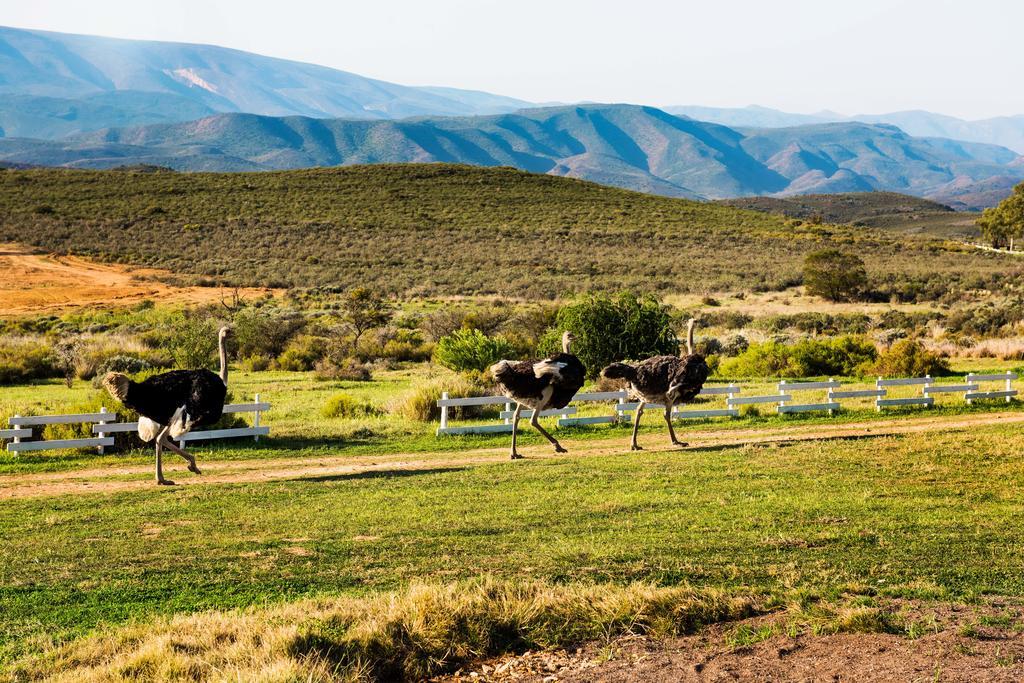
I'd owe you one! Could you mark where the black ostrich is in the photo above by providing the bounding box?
[103,326,233,485]
[490,331,586,459]
[600,319,710,451]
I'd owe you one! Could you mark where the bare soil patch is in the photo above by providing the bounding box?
[0,243,276,314]
[436,600,1024,682]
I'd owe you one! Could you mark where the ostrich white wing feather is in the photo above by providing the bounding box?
[168,406,196,439]
[533,361,567,379]
[137,416,161,442]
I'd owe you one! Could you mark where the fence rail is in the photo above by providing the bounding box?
[3,397,270,454]
[435,372,1019,435]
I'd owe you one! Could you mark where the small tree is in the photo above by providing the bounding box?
[170,316,220,370]
[978,182,1024,251]
[341,288,393,350]
[803,249,868,302]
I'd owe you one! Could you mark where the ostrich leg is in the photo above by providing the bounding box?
[630,401,646,451]
[154,425,174,485]
[664,403,687,447]
[509,403,524,460]
[530,411,566,454]
[161,438,202,475]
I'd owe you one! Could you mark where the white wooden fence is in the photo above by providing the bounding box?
[2,396,270,454]
[436,372,1019,435]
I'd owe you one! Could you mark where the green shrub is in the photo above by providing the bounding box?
[274,335,328,372]
[722,334,749,357]
[313,357,372,381]
[539,292,678,377]
[390,375,489,422]
[233,308,305,359]
[868,340,950,378]
[0,338,59,385]
[720,336,878,378]
[321,393,380,419]
[698,310,753,330]
[434,329,515,373]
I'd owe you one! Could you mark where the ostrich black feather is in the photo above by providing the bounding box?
[601,354,710,405]
[105,369,227,434]
[491,352,585,410]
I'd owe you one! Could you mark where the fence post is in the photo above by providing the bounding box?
[967,373,975,405]
[616,392,626,423]
[728,385,736,416]
[827,378,835,416]
[97,406,110,454]
[504,401,512,425]
[12,415,22,454]
[876,377,883,412]
[1008,371,1014,403]
[924,375,932,407]
[440,392,449,432]
[778,380,786,414]
[253,394,261,443]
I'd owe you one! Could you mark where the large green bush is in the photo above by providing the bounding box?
[433,329,515,373]
[539,292,678,377]
[720,336,878,378]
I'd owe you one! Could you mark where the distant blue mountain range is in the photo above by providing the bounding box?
[0,25,1021,208]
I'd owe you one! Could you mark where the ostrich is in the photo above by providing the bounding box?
[103,326,233,485]
[600,319,710,451]
[490,331,585,460]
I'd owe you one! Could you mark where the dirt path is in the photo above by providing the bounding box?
[0,243,276,314]
[3,411,1022,501]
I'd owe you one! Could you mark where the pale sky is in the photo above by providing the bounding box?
[2,0,1021,120]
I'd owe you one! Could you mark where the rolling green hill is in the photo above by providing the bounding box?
[717,192,983,239]
[0,164,1017,299]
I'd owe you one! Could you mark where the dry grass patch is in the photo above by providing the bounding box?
[11,579,758,682]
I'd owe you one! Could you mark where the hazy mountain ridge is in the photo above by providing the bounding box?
[2,104,1021,206]
[0,25,531,138]
[668,105,1024,155]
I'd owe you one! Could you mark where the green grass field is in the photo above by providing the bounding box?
[3,418,1024,671]
[2,361,1024,678]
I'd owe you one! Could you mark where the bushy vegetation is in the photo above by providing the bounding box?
[1,165,1019,299]
[389,374,490,422]
[541,292,678,377]
[321,393,380,419]
[754,312,872,336]
[433,329,515,373]
[720,336,878,378]
[868,339,951,378]
[803,249,869,302]
[0,338,59,384]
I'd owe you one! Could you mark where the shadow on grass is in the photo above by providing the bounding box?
[295,466,467,483]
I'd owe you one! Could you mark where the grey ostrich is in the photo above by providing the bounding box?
[103,326,233,485]
[600,319,710,451]
[490,331,586,459]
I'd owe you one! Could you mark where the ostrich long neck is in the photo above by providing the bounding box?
[218,334,229,385]
[686,323,695,356]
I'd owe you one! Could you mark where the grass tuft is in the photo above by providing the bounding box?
[11,578,759,682]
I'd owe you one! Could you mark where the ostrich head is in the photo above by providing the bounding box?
[219,326,234,341]
[561,330,575,353]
